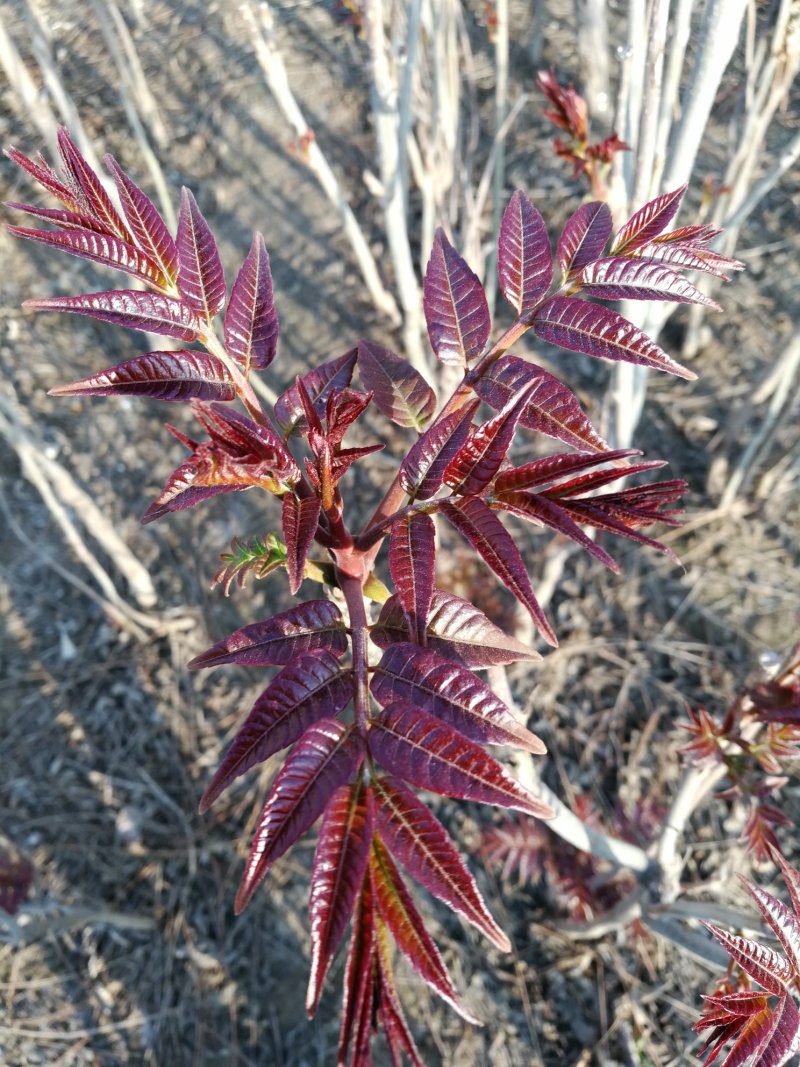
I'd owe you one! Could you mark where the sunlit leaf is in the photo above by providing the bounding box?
[199,649,352,812]
[188,600,348,669]
[49,350,235,402]
[374,775,511,950]
[282,494,321,594]
[498,189,553,316]
[441,497,557,646]
[578,257,721,308]
[235,720,363,912]
[371,590,540,668]
[389,513,435,644]
[473,354,610,453]
[399,399,480,500]
[423,229,490,367]
[532,296,696,380]
[369,702,553,818]
[370,835,480,1024]
[357,340,435,430]
[307,780,374,1016]
[105,154,179,284]
[24,290,201,340]
[176,187,226,322]
[611,185,687,254]
[275,349,358,436]
[371,643,546,754]
[225,232,279,372]
[557,200,612,277]
[8,225,167,288]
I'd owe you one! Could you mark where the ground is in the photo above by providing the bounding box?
[0,2,798,1065]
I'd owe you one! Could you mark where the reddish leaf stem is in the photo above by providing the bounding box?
[338,570,372,735]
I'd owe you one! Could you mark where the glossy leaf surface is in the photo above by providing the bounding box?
[176,187,226,321]
[188,600,348,669]
[49,350,235,402]
[492,491,618,571]
[612,185,686,254]
[557,200,612,276]
[423,228,490,367]
[8,225,166,287]
[579,257,721,308]
[370,835,479,1024]
[388,513,435,644]
[274,348,358,436]
[337,879,376,1067]
[282,494,322,594]
[307,781,374,1016]
[24,290,201,340]
[357,340,435,430]
[225,232,279,371]
[235,720,363,913]
[493,449,640,495]
[374,776,511,950]
[498,189,553,316]
[105,154,179,283]
[445,378,544,494]
[199,649,352,812]
[473,354,610,453]
[369,703,553,818]
[533,296,696,380]
[56,127,130,239]
[441,497,557,646]
[399,399,480,500]
[371,590,540,668]
[371,643,546,754]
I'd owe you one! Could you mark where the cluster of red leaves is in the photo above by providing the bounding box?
[6,128,742,1064]
[536,69,629,197]
[695,850,800,1067]
[682,648,800,861]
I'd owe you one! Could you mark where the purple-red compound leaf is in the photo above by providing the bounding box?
[399,399,480,500]
[759,994,800,1067]
[24,290,201,341]
[632,240,743,280]
[105,154,179,284]
[225,231,278,372]
[703,923,793,996]
[282,494,322,595]
[48,350,235,402]
[473,354,610,453]
[8,225,167,288]
[199,649,353,812]
[275,348,358,436]
[235,719,363,913]
[389,513,435,644]
[56,127,131,240]
[369,702,553,819]
[307,780,374,1017]
[176,187,226,322]
[374,920,426,1067]
[743,878,800,976]
[578,257,721,308]
[498,189,553,316]
[337,879,376,1067]
[374,776,511,951]
[444,378,543,494]
[423,228,490,368]
[140,457,247,523]
[557,200,613,277]
[371,643,546,754]
[533,296,696,380]
[188,599,348,669]
[357,340,435,431]
[5,145,83,212]
[370,835,480,1024]
[491,491,618,571]
[441,497,557,646]
[5,200,107,233]
[371,590,540,668]
[493,449,640,494]
[611,185,687,254]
